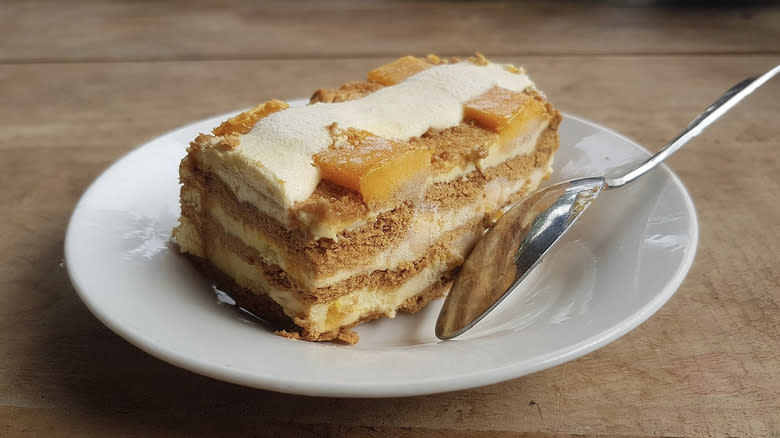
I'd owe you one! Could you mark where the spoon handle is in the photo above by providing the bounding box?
[606,64,780,188]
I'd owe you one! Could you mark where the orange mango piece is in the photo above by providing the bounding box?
[212,99,289,136]
[367,56,433,86]
[314,130,432,205]
[496,97,547,144]
[464,86,547,142]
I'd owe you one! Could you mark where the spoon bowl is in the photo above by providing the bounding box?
[436,177,606,339]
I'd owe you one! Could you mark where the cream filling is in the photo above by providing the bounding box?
[427,117,549,185]
[208,243,304,316]
[172,217,204,258]
[207,229,474,335]
[205,200,474,286]
[307,259,453,334]
[477,118,549,172]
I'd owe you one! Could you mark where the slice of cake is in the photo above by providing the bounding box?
[173,54,561,343]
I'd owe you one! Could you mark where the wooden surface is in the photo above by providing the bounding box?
[2,1,779,436]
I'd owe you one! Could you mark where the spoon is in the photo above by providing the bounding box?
[436,64,780,340]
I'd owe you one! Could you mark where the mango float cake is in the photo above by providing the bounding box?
[173,54,561,343]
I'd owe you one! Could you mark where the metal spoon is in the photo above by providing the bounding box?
[436,64,779,340]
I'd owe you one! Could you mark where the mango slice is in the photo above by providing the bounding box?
[464,87,547,143]
[212,99,289,136]
[367,56,433,86]
[314,129,432,206]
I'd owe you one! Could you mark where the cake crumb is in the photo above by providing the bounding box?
[274,330,303,340]
[274,328,358,344]
[469,52,489,66]
[336,330,359,344]
[310,81,385,104]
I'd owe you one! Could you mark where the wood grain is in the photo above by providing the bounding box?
[2,1,779,63]
[1,1,779,436]
[3,56,778,151]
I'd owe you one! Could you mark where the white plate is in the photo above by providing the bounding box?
[66,103,698,397]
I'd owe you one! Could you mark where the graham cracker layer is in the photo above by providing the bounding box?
[190,251,455,343]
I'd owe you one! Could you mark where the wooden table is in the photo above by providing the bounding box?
[2,1,778,436]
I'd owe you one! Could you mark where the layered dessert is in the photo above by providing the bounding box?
[173,54,561,343]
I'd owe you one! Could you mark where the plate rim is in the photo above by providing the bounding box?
[64,109,699,398]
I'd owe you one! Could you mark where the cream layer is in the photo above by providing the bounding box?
[174,216,204,258]
[206,234,470,335]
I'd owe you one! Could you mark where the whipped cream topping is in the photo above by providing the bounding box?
[237,61,536,206]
